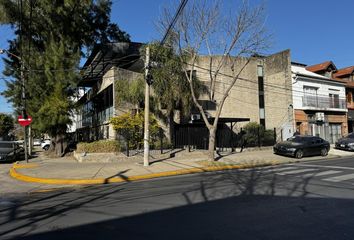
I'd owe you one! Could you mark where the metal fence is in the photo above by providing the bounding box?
[174,123,276,151]
[118,123,277,156]
[303,95,346,109]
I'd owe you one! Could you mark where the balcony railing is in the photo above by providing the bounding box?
[302,95,346,109]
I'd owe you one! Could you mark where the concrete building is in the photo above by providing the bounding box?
[292,63,347,143]
[76,42,143,141]
[192,50,294,141]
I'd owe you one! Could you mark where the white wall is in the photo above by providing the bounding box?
[292,73,346,111]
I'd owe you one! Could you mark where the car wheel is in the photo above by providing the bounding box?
[295,149,303,159]
[43,145,50,151]
[320,148,328,157]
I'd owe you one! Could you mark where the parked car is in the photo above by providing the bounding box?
[41,139,51,151]
[335,133,354,151]
[273,135,330,159]
[0,141,24,162]
[33,139,42,146]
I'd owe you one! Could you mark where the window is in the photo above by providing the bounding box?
[303,86,318,96]
[329,93,339,108]
[198,100,216,110]
[303,86,318,107]
[258,95,264,108]
[258,77,264,93]
[257,65,263,77]
[186,70,197,80]
[347,92,352,103]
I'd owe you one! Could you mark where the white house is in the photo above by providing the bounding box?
[291,63,347,143]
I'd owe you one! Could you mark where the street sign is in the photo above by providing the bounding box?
[18,115,32,126]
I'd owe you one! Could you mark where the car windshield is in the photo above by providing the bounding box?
[287,136,306,143]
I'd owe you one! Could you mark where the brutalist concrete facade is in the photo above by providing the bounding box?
[192,50,293,141]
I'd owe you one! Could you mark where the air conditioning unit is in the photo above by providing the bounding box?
[315,112,325,122]
[191,114,201,121]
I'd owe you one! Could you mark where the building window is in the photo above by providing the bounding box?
[257,65,263,77]
[329,93,340,108]
[258,65,265,127]
[258,95,264,108]
[347,92,352,103]
[303,86,318,107]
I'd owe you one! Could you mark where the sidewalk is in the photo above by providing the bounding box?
[10,146,354,186]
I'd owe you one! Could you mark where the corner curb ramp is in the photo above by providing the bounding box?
[9,161,281,185]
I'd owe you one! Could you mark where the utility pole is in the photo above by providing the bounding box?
[0,49,29,162]
[20,61,29,163]
[143,46,151,166]
[142,0,188,166]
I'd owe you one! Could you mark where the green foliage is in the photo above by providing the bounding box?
[111,112,160,148]
[263,129,275,146]
[242,122,275,147]
[0,0,130,153]
[0,113,14,138]
[148,42,207,117]
[115,77,145,107]
[76,140,120,153]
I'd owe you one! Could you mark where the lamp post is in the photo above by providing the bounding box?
[0,48,29,162]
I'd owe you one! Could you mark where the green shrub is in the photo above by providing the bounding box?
[76,140,120,153]
[242,122,275,147]
[111,112,160,149]
[263,129,275,146]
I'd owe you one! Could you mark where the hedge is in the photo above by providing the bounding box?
[76,140,120,153]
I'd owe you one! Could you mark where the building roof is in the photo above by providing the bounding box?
[292,65,330,80]
[291,65,344,85]
[79,42,143,87]
[305,61,337,73]
[333,66,354,78]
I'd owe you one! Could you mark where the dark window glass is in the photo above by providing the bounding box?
[260,119,265,128]
[259,95,265,108]
[258,77,264,92]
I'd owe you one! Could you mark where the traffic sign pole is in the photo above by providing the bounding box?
[18,115,32,162]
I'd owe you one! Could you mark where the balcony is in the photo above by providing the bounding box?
[302,95,346,110]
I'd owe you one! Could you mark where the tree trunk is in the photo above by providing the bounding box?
[208,127,216,161]
[53,134,68,157]
[168,111,175,146]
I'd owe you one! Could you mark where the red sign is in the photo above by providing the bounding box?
[18,115,32,126]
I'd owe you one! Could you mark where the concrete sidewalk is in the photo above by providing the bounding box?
[9,147,354,186]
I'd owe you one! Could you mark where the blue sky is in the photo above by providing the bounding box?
[1,0,354,113]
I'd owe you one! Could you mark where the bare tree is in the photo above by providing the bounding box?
[159,0,270,160]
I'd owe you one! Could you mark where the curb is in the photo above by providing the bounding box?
[9,161,282,186]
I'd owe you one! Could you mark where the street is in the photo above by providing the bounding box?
[2,156,354,239]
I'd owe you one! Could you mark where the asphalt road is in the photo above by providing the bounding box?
[2,156,354,239]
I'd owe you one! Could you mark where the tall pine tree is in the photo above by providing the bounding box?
[0,0,130,155]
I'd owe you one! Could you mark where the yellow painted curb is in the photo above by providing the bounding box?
[9,161,282,186]
[13,163,38,169]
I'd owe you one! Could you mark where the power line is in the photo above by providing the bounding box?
[161,0,188,45]
[185,61,347,100]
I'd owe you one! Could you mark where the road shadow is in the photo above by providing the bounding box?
[1,166,354,239]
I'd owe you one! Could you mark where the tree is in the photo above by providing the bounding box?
[115,76,145,112]
[148,42,207,141]
[0,113,14,139]
[111,112,159,149]
[0,0,130,156]
[159,0,270,160]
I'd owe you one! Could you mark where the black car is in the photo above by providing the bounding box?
[273,135,330,159]
[0,141,23,162]
[335,133,354,151]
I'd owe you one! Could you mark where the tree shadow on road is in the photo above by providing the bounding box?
[1,166,354,240]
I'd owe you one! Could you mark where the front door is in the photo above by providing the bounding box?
[329,124,341,144]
